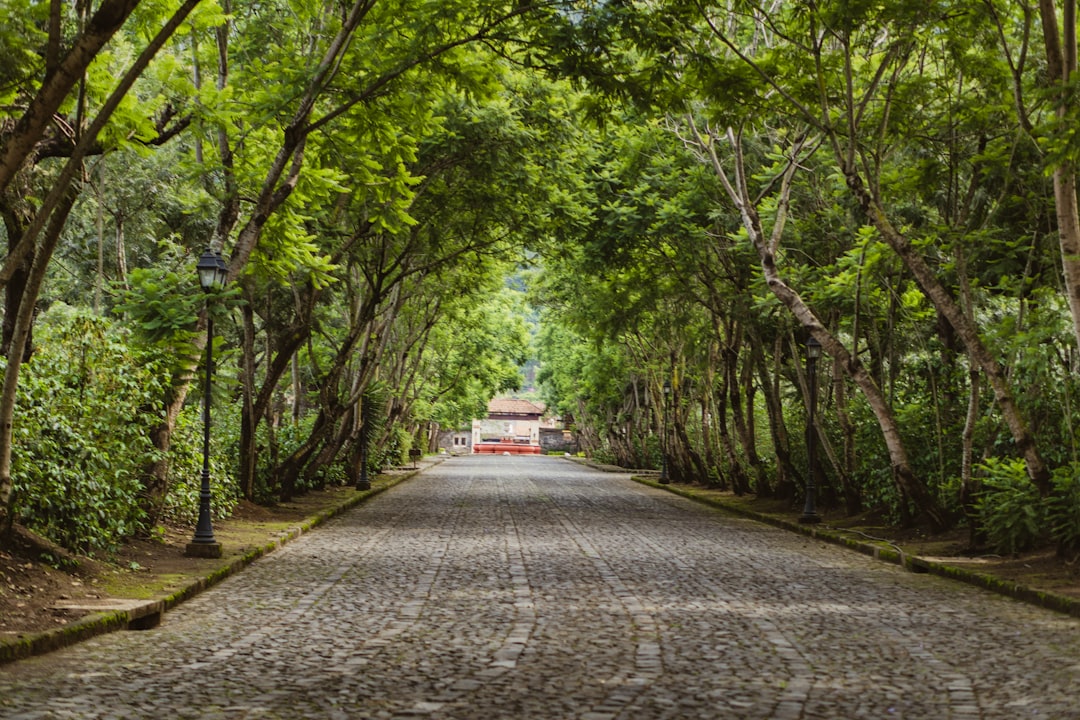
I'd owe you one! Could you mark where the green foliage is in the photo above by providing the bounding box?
[160,404,239,525]
[378,425,414,469]
[112,261,204,385]
[360,385,404,472]
[1047,464,1080,558]
[11,306,167,553]
[0,0,46,106]
[6,0,1080,551]
[973,460,1080,557]
[975,458,1047,555]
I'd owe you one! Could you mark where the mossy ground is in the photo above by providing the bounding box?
[634,477,1080,606]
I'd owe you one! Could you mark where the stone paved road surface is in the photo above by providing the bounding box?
[3,456,1080,719]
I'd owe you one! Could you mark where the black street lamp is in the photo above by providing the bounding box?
[659,380,671,484]
[799,335,822,524]
[186,248,228,558]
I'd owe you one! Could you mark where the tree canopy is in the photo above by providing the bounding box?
[3,0,1080,559]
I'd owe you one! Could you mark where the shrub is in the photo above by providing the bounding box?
[11,306,166,553]
[375,424,413,468]
[975,457,1047,555]
[159,403,239,526]
[1048,463,1080,558]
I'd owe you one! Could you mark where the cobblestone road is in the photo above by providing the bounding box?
[3,456,1080,719]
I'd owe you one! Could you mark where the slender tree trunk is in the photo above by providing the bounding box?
[94,166,105,314]
[1,211,34,362]
[736,351,770,495]
[712,367,731,490]
[115,218,128,287]
[751,334,797,498]
[1039,0,1080,355]
[701,341,719,477]
[720,340,751,495]
[961,369,983,546]
[843,168,1051,496]
[832,349,860,514]
[238,302,259,500]
[688,121,946,529]
[292,351,302,424]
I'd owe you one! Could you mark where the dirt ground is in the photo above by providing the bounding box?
[3,476,1080,644]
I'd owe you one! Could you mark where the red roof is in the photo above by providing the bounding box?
[487,398,545,417]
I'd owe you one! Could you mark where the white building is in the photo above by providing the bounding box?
[472,398,546,449]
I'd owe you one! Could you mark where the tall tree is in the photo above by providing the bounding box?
[686,0,1053,496]
[1036,1,1080,355]
[0,0,206,531]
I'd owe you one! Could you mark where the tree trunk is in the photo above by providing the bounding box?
[0,0,143,194]
[832,349,861,514]
[238,302,259,500]
[843,168,1051,496]
[1039,0,1080,356]
[1,210,34,363]
[735,350,770,496]
[687,120,946,529]
[720,341,751,495]
[701,342,719,477]
[752,334,798,498]
[961,369,983,546]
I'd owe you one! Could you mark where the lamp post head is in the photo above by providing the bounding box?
[197,248,228,292]
[806,335,822,360]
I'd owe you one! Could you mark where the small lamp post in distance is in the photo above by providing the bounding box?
[185,248,228,558]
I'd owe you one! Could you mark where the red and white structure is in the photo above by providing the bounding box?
[472,398,545,454]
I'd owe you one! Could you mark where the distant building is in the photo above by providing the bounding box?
[436,397,577,455]
[473,398,546,449]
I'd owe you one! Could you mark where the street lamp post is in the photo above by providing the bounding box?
[186,248,228,558]
[799,335,822,524]
[659,380,671,485]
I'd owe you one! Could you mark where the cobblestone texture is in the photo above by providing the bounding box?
[3,456,1080,718]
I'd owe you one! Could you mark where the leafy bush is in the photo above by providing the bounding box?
[247,413,317,501]
[975,457,1047,555]
[1047,463,1080,557]
[159,403,239,526]
[11,306,167,553]
[113,265,205,380]
[375,424,414,468]
[591,445,617,466]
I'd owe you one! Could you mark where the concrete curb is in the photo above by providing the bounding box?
[627,474,1080,619]
[0,459,443,666]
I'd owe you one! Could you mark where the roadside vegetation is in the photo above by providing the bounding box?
[2,0,1080,568]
